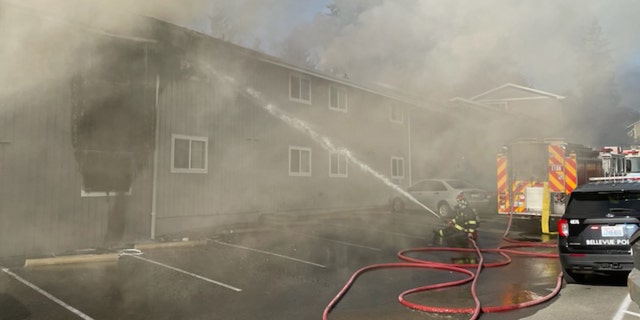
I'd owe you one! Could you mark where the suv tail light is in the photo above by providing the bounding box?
[558,219,569,237]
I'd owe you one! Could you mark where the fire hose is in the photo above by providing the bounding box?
[322,213,563,319]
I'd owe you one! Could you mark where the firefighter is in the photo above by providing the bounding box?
[433,193,478,240]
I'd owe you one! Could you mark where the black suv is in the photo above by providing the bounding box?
[558,178,640,283]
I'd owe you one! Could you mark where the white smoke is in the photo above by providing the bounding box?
[282,0,625,100]
[14,0,640,101]
[8,0,640,142]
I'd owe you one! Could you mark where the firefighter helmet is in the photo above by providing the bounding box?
[456,193,469,207]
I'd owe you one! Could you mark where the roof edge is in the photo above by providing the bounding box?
[470,83,565,101]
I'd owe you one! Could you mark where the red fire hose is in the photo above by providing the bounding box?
[322,215,563,320]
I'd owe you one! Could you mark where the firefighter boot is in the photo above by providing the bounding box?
[431,229,446,246]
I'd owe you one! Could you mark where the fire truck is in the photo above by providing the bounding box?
[598,146,628,176]
[600,146,640,177]
[496,139,603,233]
[598,146,640,177]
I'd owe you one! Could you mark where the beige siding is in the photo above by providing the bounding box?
[0,82,111,256]
[0,3,415,255]
[153,54,412,234]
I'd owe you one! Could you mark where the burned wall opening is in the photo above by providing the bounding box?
[70,38,156,195]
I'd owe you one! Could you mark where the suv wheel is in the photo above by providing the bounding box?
[563,270,584,284]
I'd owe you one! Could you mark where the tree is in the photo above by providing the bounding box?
[208,6,237,42]
[566,19,626,145]
[278,0,384,71]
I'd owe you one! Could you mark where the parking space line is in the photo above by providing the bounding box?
[130,256,242,292]
[212,240,327,268]
[1,267,94,320]
[614,294,633,320]
[318,222,426,240]
[276,230,382,251]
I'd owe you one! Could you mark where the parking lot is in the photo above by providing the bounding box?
[1,209,640,319]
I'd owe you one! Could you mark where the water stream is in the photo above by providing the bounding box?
[214,71,440,218]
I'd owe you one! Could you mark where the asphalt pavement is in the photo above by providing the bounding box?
[0,209,628,319]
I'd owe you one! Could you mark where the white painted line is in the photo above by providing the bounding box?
[624,310,640,318]
[277,230,382,251]
[613,294,633,320]
[213,240,327,268]
[130,256,242,292]
[318,222,426,240]
[387,217,508,235]
[302,236,382,251]
[1,268,94,320]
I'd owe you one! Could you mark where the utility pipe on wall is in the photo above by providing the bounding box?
[407,108,412,187]
[150,73,160,240]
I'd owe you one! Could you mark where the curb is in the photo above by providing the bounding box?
[134,239,209,250]
[22,240,210,268]
[24,253,120,268]
[17,209,388,268]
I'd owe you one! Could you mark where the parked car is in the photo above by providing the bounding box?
[390,178,493,216]
[558,179,640,284]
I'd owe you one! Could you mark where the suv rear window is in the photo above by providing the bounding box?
[566,190,640,218]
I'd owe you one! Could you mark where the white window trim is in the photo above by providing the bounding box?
[329,151,348,178]
[390,105,404,124]
[328,85,348,112]
[171,134,208,174]
[391,156,405,179]
[81,189,132,197]
[289,146,312,176]
[289,73,312,104]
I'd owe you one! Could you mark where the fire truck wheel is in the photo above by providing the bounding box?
[391,198,404,213]
[438,203,452,216]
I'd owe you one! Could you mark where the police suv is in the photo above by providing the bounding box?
[558,177,640,284]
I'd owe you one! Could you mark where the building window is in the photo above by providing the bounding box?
[80,150,133,197]
[171,134,208,173]
[329,86,347,111]
[390,105,404,124]
[289,146,311,176]
[391,157,404,179]
[329,152,348,177]
[290,73,311,103]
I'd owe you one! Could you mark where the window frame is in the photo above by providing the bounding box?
[328,85,348,112]
[408,181,427,192]
[427,180,447,191]
[171,134,208,174]
[81,188,132,197]
[80,150,134,197]
[329,151,348,178]
[289,73,312,104]
[391,156,405,179]
[289,146,312,176]
[390,105,404,124]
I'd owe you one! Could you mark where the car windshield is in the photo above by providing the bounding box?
[566,191,640,217]
[445,180,477,189]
